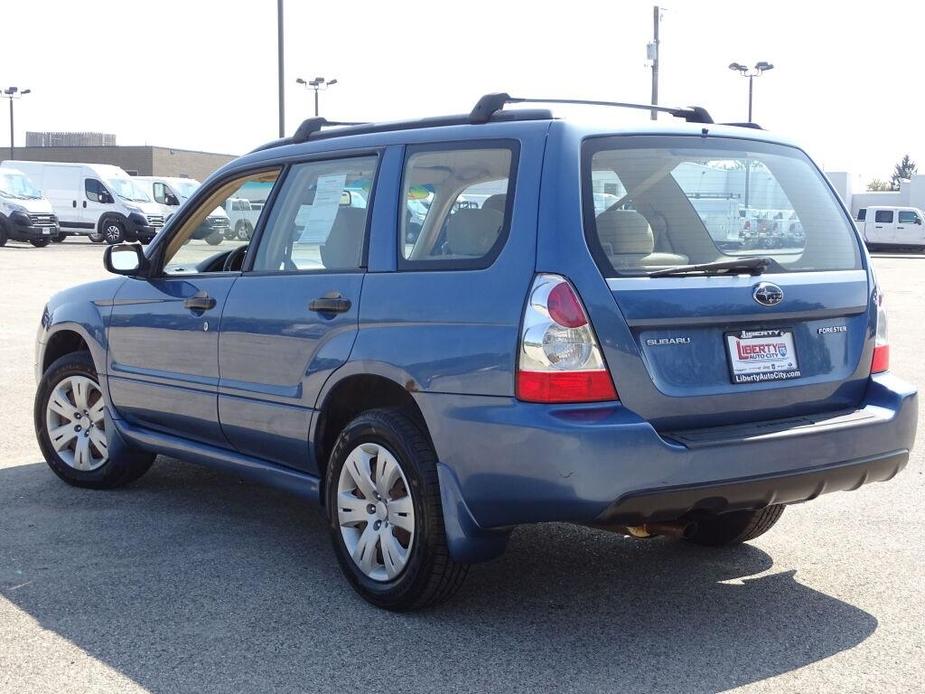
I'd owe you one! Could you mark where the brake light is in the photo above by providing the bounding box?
[516,274,618,403]
[871,286,889,373]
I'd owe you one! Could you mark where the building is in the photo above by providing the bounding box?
[26,131,117,147]
[7,144,237,181]
[826,171,925,218]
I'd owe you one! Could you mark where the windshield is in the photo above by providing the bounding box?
[174,180,200,198]
[584,136,860,276]
[0,171,42,199]
[107,177,151,202]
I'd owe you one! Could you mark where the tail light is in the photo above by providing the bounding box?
[871,285,889,373]
[516,274,618,403]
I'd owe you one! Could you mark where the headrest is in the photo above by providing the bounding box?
[446,208,504,256]
[595,209,654,255]
[482,194,507,214]
[319,206,366,269]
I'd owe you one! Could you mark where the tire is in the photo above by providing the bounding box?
[30,238,51,248]
[35,351,155,489]
[235,221,253,241]
[206,232,223,246]
[0,223,8,247]
[325,408,468,610]
[101,218,125,245]
[52,233,65,243]
[88,231,105,243]
[685,505,785,547]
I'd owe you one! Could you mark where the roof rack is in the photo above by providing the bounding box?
[721,121,763,130]
[469,92,714,125]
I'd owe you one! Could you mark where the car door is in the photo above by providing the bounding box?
[869,208,896,245]
[217,153,379,470]
[895,209,924,245]
[107,168,282,446]
[82,177,114,227]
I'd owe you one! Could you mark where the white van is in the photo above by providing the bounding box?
[856,206,925,249]
[5,161,165,244]
[0,167,61,247]
[133,176,230,245]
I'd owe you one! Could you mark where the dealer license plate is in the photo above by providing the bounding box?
[725,328,801,384]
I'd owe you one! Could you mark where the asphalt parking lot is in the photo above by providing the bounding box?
[1,238,923,693]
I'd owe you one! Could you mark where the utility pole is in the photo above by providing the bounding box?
[649,6,660,120]
[277,0,285,137]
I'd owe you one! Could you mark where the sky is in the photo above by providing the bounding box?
[1,0,921,185]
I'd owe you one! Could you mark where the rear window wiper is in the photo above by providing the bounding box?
[646,256,778,278]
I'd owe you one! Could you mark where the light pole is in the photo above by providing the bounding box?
[277,0,285,137]
[296,76,338,117]
[3,87,31,161]
[728,62,773,209]
[728,61,774,122]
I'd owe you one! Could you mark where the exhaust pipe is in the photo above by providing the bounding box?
[598,520,698,540]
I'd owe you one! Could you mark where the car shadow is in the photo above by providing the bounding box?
[1,458,877,694]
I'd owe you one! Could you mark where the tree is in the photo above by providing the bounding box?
[891,154,918,190]
[867,178,892,192]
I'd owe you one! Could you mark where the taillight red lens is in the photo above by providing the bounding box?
[871,345,889,373]
[547,282,587,328]
[516,370,618,403]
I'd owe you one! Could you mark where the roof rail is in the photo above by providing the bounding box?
[469,92,714,125]
[721,121,764,130]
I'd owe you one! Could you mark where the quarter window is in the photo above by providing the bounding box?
[875,210,894,223]
[250,156,378,273]
[856,208,866,222]
[399,145,515,268]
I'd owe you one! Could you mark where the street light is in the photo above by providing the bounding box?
[296,76,338,117]
[2,86,31,161]
[727,61,774,122]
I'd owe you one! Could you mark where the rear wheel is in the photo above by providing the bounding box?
[30,238,51,248]
[326,408,468,610]
[88,231,104,243]
[206,232,223,246]
[685,505,785,547]
[35,351,155,488]
[235,221,253,241]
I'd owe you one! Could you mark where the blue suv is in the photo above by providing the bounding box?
[33,94,917,609]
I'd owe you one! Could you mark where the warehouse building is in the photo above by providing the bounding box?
[11,133,236,181]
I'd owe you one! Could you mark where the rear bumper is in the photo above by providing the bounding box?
[420,373,916,560]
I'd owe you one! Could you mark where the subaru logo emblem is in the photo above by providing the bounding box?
[753,282,784,307]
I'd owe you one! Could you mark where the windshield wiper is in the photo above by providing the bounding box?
[647,256,777,278]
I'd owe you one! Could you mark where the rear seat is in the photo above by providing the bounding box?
[595,209,688,269]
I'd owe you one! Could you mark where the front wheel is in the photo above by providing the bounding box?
[326,408,468,610]
[52,233,65,243]
[685,505,785,547]
[206,232,223,246]
[35,351,155,488]
[235,221,253,241]
[102,219,125,245]
[30,238,51,248]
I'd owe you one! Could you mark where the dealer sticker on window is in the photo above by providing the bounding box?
[725,328,801,384]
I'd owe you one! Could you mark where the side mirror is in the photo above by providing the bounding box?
[104,243,149,276]
[101,192,114,204]
[165,193,180,206]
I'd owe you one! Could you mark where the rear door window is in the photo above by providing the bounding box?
[875,210,894,223]
[583,136,860,276]
[399,143,517,269]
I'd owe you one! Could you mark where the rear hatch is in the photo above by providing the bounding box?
[580,134,872,430]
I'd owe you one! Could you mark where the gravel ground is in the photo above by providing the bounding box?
[0,238,922,693]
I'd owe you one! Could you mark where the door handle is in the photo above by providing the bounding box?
[875,225,883,229]
[897,226,905,230]
[83,201,87,208]
[72,200,77,208]
[309,292,351,314]
[184,292,216,311]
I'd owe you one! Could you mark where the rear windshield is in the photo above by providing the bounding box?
[583,136,861,276]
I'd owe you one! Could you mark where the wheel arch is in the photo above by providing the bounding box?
[42,327,94,375]
[313,373,433,504]
[96,212,127,233]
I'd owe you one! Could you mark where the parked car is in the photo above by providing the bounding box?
[33,94,916,610]
[133,176,230,245]
[0,166,60,247]
[4,161,164,244]
[223,197,263,240]
[855,206,925,249]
